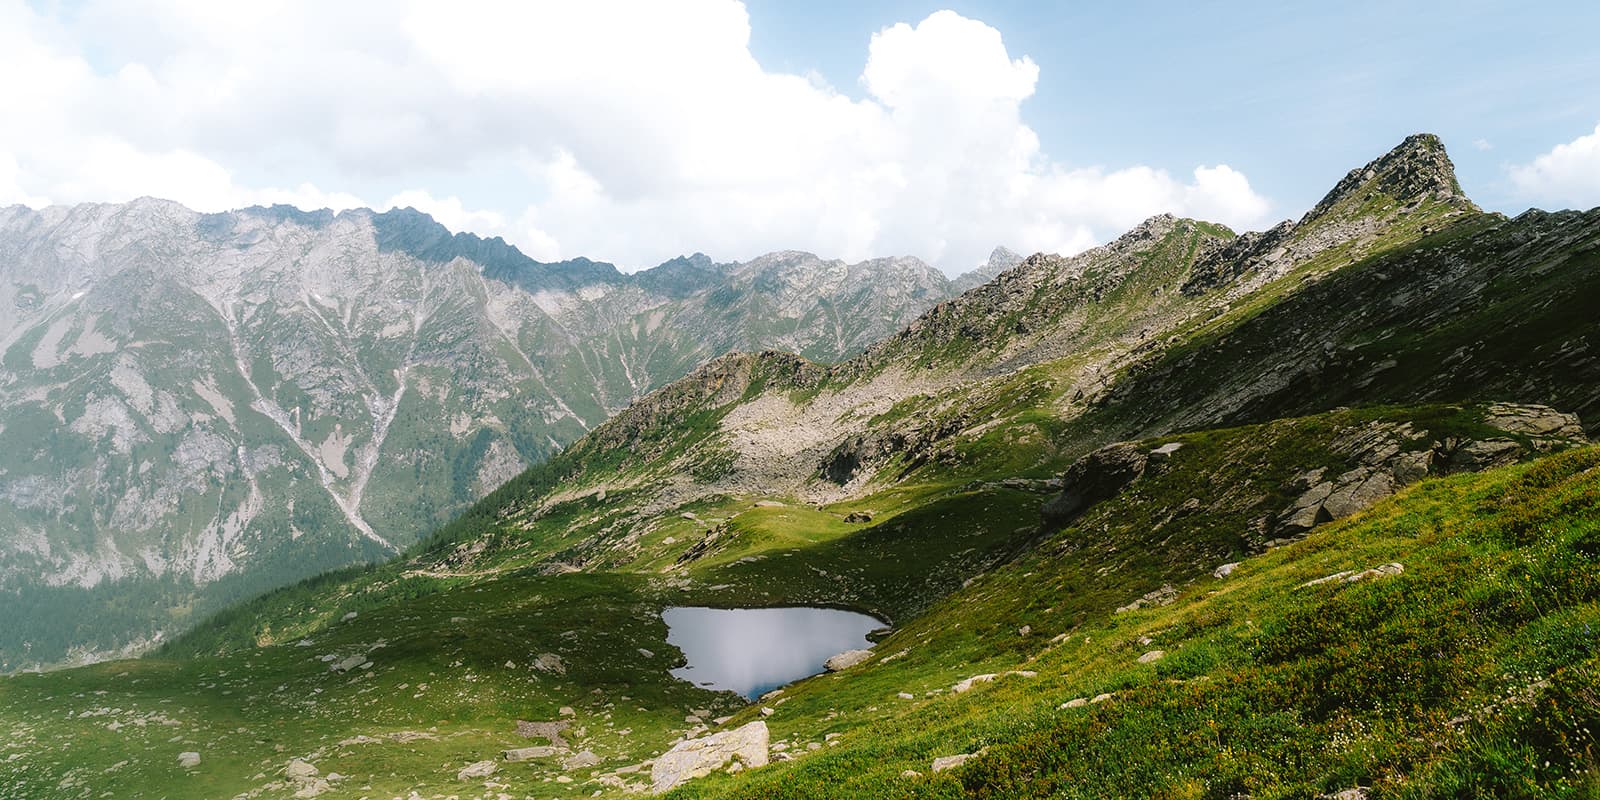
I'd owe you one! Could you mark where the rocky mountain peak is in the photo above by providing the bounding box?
[985,246,1023,271]
[1302,133,1474,224]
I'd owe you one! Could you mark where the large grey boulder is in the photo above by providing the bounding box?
[650,720,769,793]
[824,649,873,671]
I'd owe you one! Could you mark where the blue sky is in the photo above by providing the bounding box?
[4,1,1599,273]
[746,0,1600,216]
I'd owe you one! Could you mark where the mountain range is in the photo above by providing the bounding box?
[1,134,1598,799]
[0,203,977,669]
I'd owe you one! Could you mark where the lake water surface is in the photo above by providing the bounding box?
[663,606,884,699]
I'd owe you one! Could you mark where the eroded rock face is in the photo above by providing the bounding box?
[650,720,769,793]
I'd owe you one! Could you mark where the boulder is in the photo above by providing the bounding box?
[329,654,366,673]
[532,653,566,674]
[1042,443,1149,526]
[514,719,570,746]
[650,720,769,793]
[952,670,1036,693]
[1137,650,1166,664]
[843,510,874,524]
[563,749,602,770]
[285,759,318,779]
[177,751,201,768]
[1213,562,1240,579]
[457,760,497,780]
[292,779,331,799]
[824,649,873,671]
[503,745,565,762]
[1301,562,1404,588]
[931,753,975,772]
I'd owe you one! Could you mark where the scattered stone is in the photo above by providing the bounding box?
[1213,562,1240,579]
[285,760,318,780]
[1017,625,1032,637]
[1137,650,1166,664]
[1060,698,1088,709]
[532,653,566,674]
[1301,562,1403,588]
[931,753,975,772]
[952,670,1036,693]
[952,673,997,693]
[515,719,570,746]
[340,611,357,622]
[901,769,922,778]
[1115,584,1178,614]
[760,707,775,717]
[897,692,915,700]
[457,760,497,780]
[1323,789,1370,800]
[559,706,576,717]
[177,751,201,769]
[1090,693,1114,704]
[650,720,769,793]
[843,510,874,523]
[824,649,873,671]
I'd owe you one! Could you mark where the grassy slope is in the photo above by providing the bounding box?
[675,444,1600,800]
[4,407,1594,799]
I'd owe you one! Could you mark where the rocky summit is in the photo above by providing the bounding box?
[1,134,1598,800]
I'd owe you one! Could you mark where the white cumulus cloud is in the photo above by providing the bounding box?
[0,1,1274,273]
[1509,123,1600,210]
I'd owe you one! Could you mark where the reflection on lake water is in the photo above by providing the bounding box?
[664,606,884,700]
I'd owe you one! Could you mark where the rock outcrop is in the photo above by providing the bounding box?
[1041,443,1150,527]
[1270,405,1586,541]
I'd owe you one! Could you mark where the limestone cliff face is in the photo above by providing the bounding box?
[0,201,952,669]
